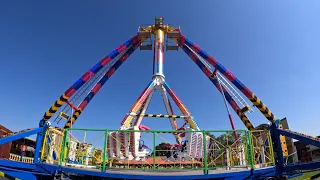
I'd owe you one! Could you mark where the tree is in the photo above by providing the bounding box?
[215,132,243,146]
[154,142,170,156]
[206,132,216,139]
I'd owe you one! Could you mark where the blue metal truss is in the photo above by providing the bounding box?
[0,127,42,145]
[277,128,320,147]
[273,123,320,176]
[0,120,319,179]
[0,160,52,180]
[0,160,276,180]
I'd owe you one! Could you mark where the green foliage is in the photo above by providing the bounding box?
[206,132,215,139]
[154,142,170,156]
[213,132,243,146]
[290,170,320,180]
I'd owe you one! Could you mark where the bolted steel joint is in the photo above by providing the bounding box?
[155,17,164,27]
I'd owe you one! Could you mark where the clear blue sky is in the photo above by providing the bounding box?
[0,1,319,138]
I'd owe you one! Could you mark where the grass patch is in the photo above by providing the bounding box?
[290,170,320,180]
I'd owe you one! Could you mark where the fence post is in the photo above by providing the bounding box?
[202,131,208,174]
[267,131,275,165]
[153,131,156,170]
[60,129,69,166]
[40,129,49,162]
[102,129,108,172]
[247,131,255,169]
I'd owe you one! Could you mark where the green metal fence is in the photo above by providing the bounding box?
[41,128,274,173]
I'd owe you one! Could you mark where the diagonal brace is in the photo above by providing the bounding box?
[0,127,42,145]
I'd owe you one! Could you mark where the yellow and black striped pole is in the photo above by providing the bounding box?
[250,94,276,122]
[128,113,189,119]
[42,94,68,121]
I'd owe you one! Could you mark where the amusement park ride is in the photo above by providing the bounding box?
[0,17,320,180]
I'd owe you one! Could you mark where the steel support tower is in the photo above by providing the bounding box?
[120,17,199,143]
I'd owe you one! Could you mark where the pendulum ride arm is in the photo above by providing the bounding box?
[133,89,155,126]
[212,77,254,130]
[160,87,178,129]
[64,40,141,128]
[121,81,156,129]
[179,34,277,123]
[159,87,181,143]
[217,74,239,140]
[41,35,139,123]
[163,82,200,130]
[127,18,182,135]
[179,43,254,130]
[133,98,147,125]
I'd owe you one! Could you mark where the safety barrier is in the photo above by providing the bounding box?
[250,130,275,168]
[206,131,250,170]
[9,153,33,164]
[56,128,106,170]
[40,128,64,164]
[42,128,275,173]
